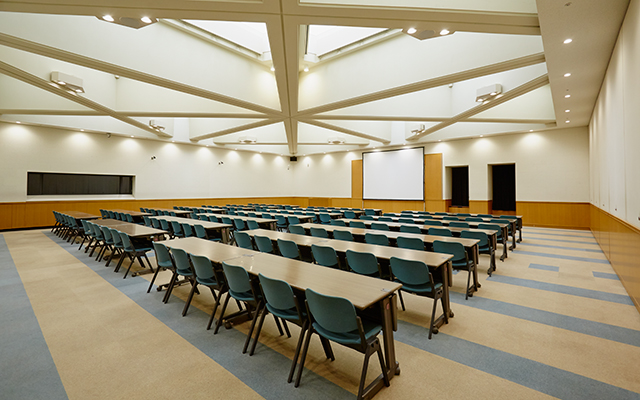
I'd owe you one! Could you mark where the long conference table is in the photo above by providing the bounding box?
[162,236,402,399]
[202,214,278,231]
[151,215,232,243]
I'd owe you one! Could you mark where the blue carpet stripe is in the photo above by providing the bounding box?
[0,234,68,400]
[525,231,596,240]
[524,236,600,245]
[396,319,640,400]
[519,242,604,253]
[593,271,620,280]
[447,292,640,347]
[515,250,610,265]
[488,275,633,305]
[524,227,593,235]
[45,232,353,400]
[528,263,560,272]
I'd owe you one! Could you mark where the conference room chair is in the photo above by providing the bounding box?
[396,236,425,251]
[234,218,248,232]
[345,250,381,277]
[333,230,354,242]
[288,216,301,226]
[423,220,443,226]
[294,211,304,216]
[117,232,154,279]
[423,215,434,219]
[319,213,332,224]
[108,227,125,268]
[458,213,471,217]
[275,215,288,232]
[77,219,92,251]
[147,242,176,295]
[254,235,275,254]
[100,209,109,218]
[432,241,475,300]
[184,254,227,327]
[170,221,185,238]
[97,226,116,263]
[370,222,390,231]
[310,227,329,238]
[364,233,390,247]
[142,215,152,227]
[398,218,414,224]
[245,220,259,230]
[163,247,197,305]
[304,212,318,223]
[360,215,374,220]
[466,217,484,222]
[198,214,208,221]
[261,213,273,219]
[288,225,306,236]
[399,225,422,234]
[364,209,376,216]
[180,223,194,238]
[378,217,393,222]
[149,218,161,230]
[478,214,493,218]
[443,216,458,221]
[248,212,257,217]
[107,210,116,219]
[296,289,389,398]
[449,221,470,228]
[428,227,452,237]
[207,215,219,223]
[235,231,254,250]
[434,212,447,215]
[389,257,446,339]
[478,223,506,248]
[349,220,367,229]
[277,239,302,260]
[125,214,136,224]
[344,210,356,219]
[87,222,106,258]
[491,218,513,238]
[311,244,340,269]
[238,212,247,216]
[461,230,495,275]
[329,219,346,227]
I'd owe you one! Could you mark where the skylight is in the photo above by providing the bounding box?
[184,20,271,55]
[306,25,386,57]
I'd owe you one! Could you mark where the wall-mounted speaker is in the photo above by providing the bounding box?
[290,156,298,162]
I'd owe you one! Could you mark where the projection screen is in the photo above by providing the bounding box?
[363,148,424,200]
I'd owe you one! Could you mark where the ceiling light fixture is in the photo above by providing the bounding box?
[479,135,484,137]
[327,137,345,145]
[98,14,157,28]
[564,38,573,44]
[303,66,309,72]
[565,109,570,112]
[270,66,275,72]
[141,16,152,24]
[102,15,114,22]
[564,73,572,77]
[50,71,84,93]
[476,84,502,103]
[80,129,84,132]
[238,136,257,144]
[565,94,571,98]
[407,27,417,34]
[130,135,134,138]
[16,121,21,124]
[440,29,450,35]
[149,120,165,131]
[565,120,570,123]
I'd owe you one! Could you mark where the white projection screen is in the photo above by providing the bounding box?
[363,148,424,200]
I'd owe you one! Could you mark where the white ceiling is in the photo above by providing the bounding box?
[0,0,630,155]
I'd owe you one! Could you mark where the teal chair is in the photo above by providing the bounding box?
[319,213,332,224]
[466,217,484,222]
[198,214,209,221]
[344,210,356,219]
[345,250,381,277]
[435,212,447,215]
[360,215,374,220]
[117,232,154,279]
[333,230,354,242]
[428,227,452,237]
[275,215,288,232]
[108,228,124,268]
[143,215,152,227]
[252,274,308,384]
[185,254,227,327]
[371,222,389,231]
[330,219,346,226]
[424,220,443,226]
[478,223,505,246]
[247,220,260,230]
[181,223,194,238]
[399,225,421,234]
[296,289,390,396]
[458,213,471,217]
[97,225,115,262]
[364,209,376,215]
[433,240,475,300]
[277,239,301,260]
[208,215,219,223]
[235,231,254,250]
[389,257,446,339]
[397,236,425,251]
[262,213,273,219]
[254,235,275,254]
[449,221,469,228]
[311,244,339,269]
[478,214,493,218]
[398,218,414,224]
[289,225,306,235]
[461,230,495,275]
[310,227,329,238]
[234,218,247,231]
[148,242,175,295]
[443,216,458,221]
[379,216,393,222]
[170,221,185,238]
[365,233,389,247]
[288,216,301,225]
[350,220,366,229]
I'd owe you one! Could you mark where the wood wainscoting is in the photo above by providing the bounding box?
[591,205,640,312]
[515,201,590,230]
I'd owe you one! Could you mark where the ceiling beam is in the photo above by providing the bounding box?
[0,32,283,117]
[0,60,172,137]
[307,114,556,124]
[296,52,545,116]
[189,118,283,141]
[407,74,550,140]
[299,119,391,144]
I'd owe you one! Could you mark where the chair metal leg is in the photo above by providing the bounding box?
[123,254,135,279]
[163,271,179,303]
[398,290,406,311]
[282,319,291,338]
[294,325,314,387]
[273,314,285,336]
[375,340,390,387]
[243,301,263,354]
[182,281,199,316]
[288,320,308,383]
[464,268,471,300]
[428,295,438,339]
[248,307,269,355]
[319,337,335,361]
[206,287,225,330]
[357,347,373,400]
[214,293,232,334]
[147,265,163,293]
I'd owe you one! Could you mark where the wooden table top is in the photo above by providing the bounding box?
[246,229,453,267]
[205,214,275,224]
[370,215,510,228]
[61,211,101,219]
[339,219,498,236]
[93,219,167,237]
[151,208,192,215]
[274,210,342,217]
[151,215,231,229]
[298,223,479,247]
[105,209,151,217]
[92,219,131,227]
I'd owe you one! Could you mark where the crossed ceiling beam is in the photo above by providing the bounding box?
[189,118,284,141]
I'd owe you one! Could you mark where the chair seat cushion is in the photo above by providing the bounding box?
[313,319,382,346]
[176,268,194,277]
[267,304,304,321]
[196,277,219,286]
[452,260,473,270]
[397,281,443,294]
[229,289,255,302]
[157,260,173,269]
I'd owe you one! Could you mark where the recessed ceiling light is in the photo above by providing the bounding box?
[564,38,573,44]
[438,140,442,142]
[529,130,533,132]
[564,73,572,77]
[16,121,21,124]
[102,15,114,22]
[565,109,570,112]
[80,129,84,132]
[270,66,275,72]
[141,16,152,24]
[565,120,570,123]
[479,135,484,137]
[172,140,175,143]
[565,94,571,98]
[407,27,417,34]
[440,29,450,36]
[303,66,309,72]
[130,135,134,138]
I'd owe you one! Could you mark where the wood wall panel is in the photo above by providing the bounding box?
[424,154,443,201]
[516,201,590,229]
[449,206,470,213]
[363,200,426,213]
[469,200,492,214]
[351,160,363,199]
[591,205,640,313]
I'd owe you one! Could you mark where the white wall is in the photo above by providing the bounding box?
[589,0,640,230]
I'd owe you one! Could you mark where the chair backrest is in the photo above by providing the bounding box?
[288,216,301,225]
[245,220,258,230]
[364,209,375,215]
[435,212,447,215]
[153,242,174,268]
[491,219,512,232]
[254,235,274,253]
[399,225,422,234]
[423,215,434,219]
[478,223,502,239]
[345,250,379,276]
[449,221,470,228]
[221,216,233,226]
[428,227,452,237]
[432,240,467,263]
[118,232,134,252]
[344,210,356,219]
[289,225,306,235]
[235,231,254,250]
[181,223,194,237]
[248,212,257,217]
[390,257,432,286]
[466,217,484,222]
[206,215,218,223]
[330,219,346,227]
[198,214,208,221]
[319,213,332,224]
[99,225,112,242]
[350,220,366,229]
[305,289,358,333]
[398,218,414,224]
[333,230,354,242]
[371,222,390,231]
[423,220,443,226]
[461,230,489,248]
[222,262,253,294]
[259,273,297,311]
[194,224,207,239]
[478,214,493,218]
[109,228,122,247]
[142,215,152,227]
[190,254,217,282]
[108,211,116,219]
[310,227,328,238]
[277,239,301,259]
[311,244,339,268]
[443,216,458,221]
[365,233,389,246]
[379,216,393,222]
[360,215,374,220]
[500,215,518,221]
[396,236,425,250]
[458,213,471,217]
[275,215,287,226]
[171,247,192,274]
[234,218,247,231]
[126,214,135,223]
[169,221,181,236]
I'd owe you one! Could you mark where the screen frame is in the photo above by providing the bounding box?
[361,147,425,201]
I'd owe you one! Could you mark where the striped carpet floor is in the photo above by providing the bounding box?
[1,226,639,399]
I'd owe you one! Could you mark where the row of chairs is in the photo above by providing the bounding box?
[99,209,141,224]
[146,217,222,242]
